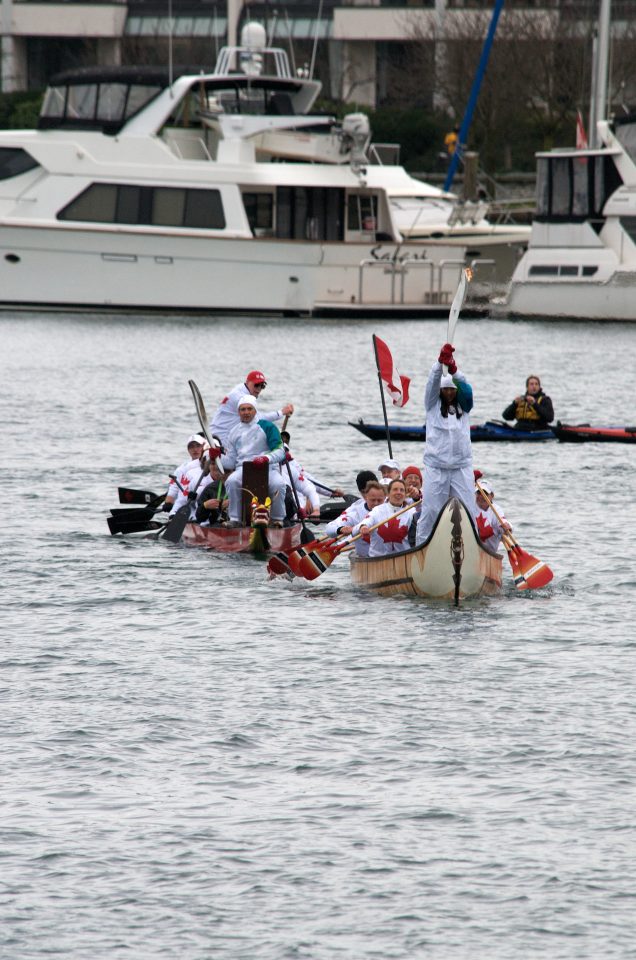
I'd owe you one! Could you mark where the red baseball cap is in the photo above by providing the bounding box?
[246,370,267,384]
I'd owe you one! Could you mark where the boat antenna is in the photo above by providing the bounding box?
[309,0,324,80]
[168,0,174,96]
[283,7,297,76]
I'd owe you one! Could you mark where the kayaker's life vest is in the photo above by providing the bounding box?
[513,396,545,423]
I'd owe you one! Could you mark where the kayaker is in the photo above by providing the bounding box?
[415,343,478,545]
[210,369,294,445]
[163,434,206,511]
[502,375,554,431]
[377,457,401,480]
[323,481,387,557]
[354,478,417,557]
[211,395,287,528]
[474,478,511,552]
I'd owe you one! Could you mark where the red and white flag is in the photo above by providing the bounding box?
[372,335,410,407]
[576,110,588,150]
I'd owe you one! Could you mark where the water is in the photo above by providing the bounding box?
[2,312,635,959]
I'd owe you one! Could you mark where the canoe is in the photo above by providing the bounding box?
[551,422,636,443]
[349,497,502,603]
[349,418,555,442]
[181,521,302,553]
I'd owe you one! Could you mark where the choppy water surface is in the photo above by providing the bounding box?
[2,312,635,959]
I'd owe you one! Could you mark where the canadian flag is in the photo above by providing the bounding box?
[576,110,588,150]
[372,335,410,407]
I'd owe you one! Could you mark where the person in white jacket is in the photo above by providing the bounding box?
[354,478,417,557]
[210,369,294,445]
[416,343,478,545]
[324,481,387,557]
[211,396,287,527]
[164,434,206,511]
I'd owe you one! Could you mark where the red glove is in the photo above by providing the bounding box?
[285,451,293,462]
[208,446,222,460]
[473,469,483,481]
[252,456,269,466]
[446,358,457,375]
[438,342,455,366]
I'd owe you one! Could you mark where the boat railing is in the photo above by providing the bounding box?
[368,143,401,166]
[437,259,466,302]
[358,256,498,306]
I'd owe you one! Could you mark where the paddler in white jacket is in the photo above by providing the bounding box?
[210,395,287,527]
[353,478,417,557]
[210,369,294,445]
[324,480,387,557]
[415,343,478,545]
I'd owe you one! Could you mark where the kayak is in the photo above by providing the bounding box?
[349,419,555,442]
[551,422,636,443]
[349,497,502,604]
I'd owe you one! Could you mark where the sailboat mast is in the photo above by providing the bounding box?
[591,0,611,147]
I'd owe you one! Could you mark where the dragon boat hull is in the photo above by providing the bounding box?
[181,522,302,553]
[349,498,502,602]
[349,419,555,442]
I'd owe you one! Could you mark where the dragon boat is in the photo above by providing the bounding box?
[349,419,555,442]
[181,520,302,553]
[349,497,502,603]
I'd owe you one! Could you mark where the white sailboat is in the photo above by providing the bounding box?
[502,0,636,321]
[0,22,526,316]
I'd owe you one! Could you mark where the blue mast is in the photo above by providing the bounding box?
[443,0,505,193]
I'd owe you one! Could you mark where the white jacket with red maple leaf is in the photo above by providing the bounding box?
[353,501,417,557]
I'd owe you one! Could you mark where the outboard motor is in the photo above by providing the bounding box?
[342,112,371,176]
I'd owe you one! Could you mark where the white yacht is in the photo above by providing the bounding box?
[501,117,636,321]
[0,24,526,316]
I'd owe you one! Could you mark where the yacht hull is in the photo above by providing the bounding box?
[0,225,468,315]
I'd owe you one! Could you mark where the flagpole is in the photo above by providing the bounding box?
[372,334,394,459]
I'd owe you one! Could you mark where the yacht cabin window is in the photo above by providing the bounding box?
[348,194,378,232]
[536,154,622,222]
[40,79,164,133]
[0,148,39,180]
[243,193,274,235]
[58,183,226,230]
[275,187,344,241]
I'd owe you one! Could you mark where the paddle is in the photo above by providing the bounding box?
[159,461,210,544]
[280,416,313,545]
[108,515,164,536]
[445,266,472,373]
[188,379,225,475]
[118,486,164,506]
[475,480,553,590]
[286,500,417,581]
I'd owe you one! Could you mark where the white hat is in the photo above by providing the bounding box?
[187,434,206,446]
[238,394,257,408]
[378,458,400,471]
[440,374,457,389]
[477,481,494,497]
[379,477,392,486]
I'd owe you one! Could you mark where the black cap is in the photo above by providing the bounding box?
[356,469,377,493]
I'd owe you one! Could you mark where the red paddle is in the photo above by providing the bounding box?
[476,480,553,590]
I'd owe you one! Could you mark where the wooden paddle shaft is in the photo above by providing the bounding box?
[475,479,515,544]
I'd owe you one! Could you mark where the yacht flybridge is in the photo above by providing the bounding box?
[0,24,526,315]
[502,116,636,321]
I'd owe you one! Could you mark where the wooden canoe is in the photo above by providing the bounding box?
[349,498,502,603]
[181,522,302,554]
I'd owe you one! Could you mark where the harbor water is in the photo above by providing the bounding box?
[2,312,635,959]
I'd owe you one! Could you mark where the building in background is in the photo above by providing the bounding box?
[3,0,636,116]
